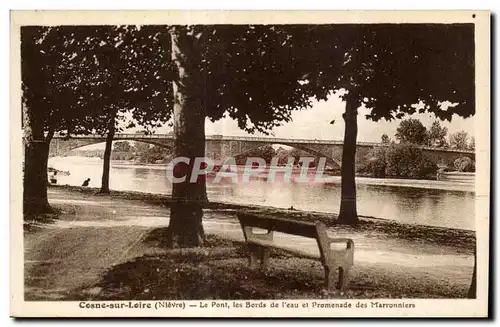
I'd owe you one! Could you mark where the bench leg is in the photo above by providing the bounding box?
[325,266,350,291]
[324,266,336,291]
[247,244,270,270]
[260,247,270,270]
[247,244,261,268]
[338,267,350,291]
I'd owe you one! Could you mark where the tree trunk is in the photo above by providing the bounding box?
[100,117,116,194]
[23,139,52,216]
[23,99,54,217]
[166,27,208,248]
[337,94,360,225]
[467,246,476,298]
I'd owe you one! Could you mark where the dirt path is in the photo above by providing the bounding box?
[24,188,474,300]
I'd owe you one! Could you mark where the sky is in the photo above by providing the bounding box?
[81,93,475,150]
[201,94,475,142]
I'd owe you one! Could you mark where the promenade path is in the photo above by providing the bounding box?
[23,188,474,300]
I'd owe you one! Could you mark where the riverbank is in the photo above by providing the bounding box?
[45,184,475,249]
[23,186,475,300]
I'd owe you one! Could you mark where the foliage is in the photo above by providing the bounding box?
[358,147,387,178]
[113,141,132,153]
[275,147,292,165]
[381,134,391,144]
[281,24,475,122]
[167,25,338,135]
[136,145,172,164]
[111,140,172,164]
[22,24,174,188]
[284,24,475,224]
[454,156,475,172]
[395,118,428,145]
[133,141,151,155]
[384,144,438,179]
[426,121,448,147]
[468,136,475,150]
[111,152,135,161]
[449,131,470,150]
[22,26,173,137]
[235,145,276,165]
[71,25,173,135]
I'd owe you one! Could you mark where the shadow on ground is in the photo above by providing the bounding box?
[66,229,470,301]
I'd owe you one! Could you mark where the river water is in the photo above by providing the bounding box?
[48,156,476,231]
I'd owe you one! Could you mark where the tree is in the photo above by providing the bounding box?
[113,141,132,153]
[468,247,477,298]
[147,146,171,163]
[85,26,173,193]
[21,26,98,215]
[21,25,174,213]
[381,134,391,144]
[449,130,470,150]
[360,147,387,177]
[297,24,474,225]
[275,147,292,166]
[166,26,208,247]
[163,24,475,245]
[454,156,475,172]
[426,120,448,147]
[289,148,308,166]
[395,118,428,145]
[165,23,476,295]
[301,25,476,298]
[385,144,437,179]
[469,136,475,150]
[133,141,152,162]
[164,25,329,247]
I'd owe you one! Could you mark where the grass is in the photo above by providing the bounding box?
[71,233,470,301]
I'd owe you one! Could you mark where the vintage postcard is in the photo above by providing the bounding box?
[10,10,490,318]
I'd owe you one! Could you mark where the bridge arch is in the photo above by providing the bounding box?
[50,138,173,157]
[229,142,342,169]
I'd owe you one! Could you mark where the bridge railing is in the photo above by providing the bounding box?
[55,133,475,154]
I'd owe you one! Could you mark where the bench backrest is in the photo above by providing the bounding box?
[237,212,320,239]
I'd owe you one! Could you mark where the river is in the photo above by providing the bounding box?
[48,156,476,231]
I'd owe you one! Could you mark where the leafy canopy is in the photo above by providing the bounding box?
[292,24,475,122]
[395,118,428,145]
[21,25,173,137]
[427,121,448,147]
[23,24,475,138]
[449,130,471,150]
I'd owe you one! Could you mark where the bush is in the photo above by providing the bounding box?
[385,144,438,179]
[358,147,387,177]
[454,156,475,172]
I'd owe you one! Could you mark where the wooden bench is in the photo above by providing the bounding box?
[237,211,354,291]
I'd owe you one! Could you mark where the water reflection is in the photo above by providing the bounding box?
[48,156,475,231]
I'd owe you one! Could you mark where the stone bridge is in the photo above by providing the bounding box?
[50,133,475,168]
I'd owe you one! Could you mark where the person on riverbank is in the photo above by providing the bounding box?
[82,178,91,187]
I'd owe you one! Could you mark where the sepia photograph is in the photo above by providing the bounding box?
[9,10,490,318]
